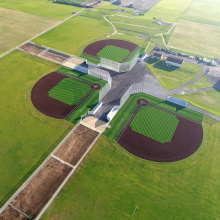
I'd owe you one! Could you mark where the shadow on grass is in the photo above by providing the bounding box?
[153,60,180,72]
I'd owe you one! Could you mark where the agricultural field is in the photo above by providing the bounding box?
[42,117,220,219]
[0,50,71,207]
[182,0,220,26]
[141,0,191,23]
[130,106,179,143]
[105,93,203,141]
[97,45,130,62]
[0,0,80,20]
[147,58,203,90]
[174,89,220,118]
[49,78,91,105]
[0,7,57,55]
[169,20,220,58]
[33,15,113,56]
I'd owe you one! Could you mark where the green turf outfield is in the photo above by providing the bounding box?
[97,45,130,62]
[104,93,203,140]
[41,117,220,219]
[57,66,107,123]
[49,78,91,105]
[131,106,179,143]
[0,51,71,207]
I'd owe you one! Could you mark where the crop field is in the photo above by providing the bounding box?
[0,0,80,20]
[142,0,191,23]
[130,106,179,143]
[33,16,113,56]
[42,115,220,219]
[105,93,203,141]
[0,50,71,207]
[182,0,220,26]
[49,78,91,105]
[169,20,220,58]
[97,45,130,62]
[147,58,203,90]
[0,7,57,55]
[174,89,220,118]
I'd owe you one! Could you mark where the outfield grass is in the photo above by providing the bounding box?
[0,7,57,55]
[41,116,220,219]
[107,34,149,49]
[142,0,191,23]
[182,0,220,26]
[147,58,203,90]
[57,66,106,123]
[34,16,113,56]
[187,76,213,90]
[174,89,220,118]
[131,106,179,143]
[97,45,130,62]
[0,50,71,207]
[169,20,220,58]
[0,0,80,20]
[49,78,91,105]
[105,93,203,140]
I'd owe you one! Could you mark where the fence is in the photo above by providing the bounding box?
[88,66,112,100]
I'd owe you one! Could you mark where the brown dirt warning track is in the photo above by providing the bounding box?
[31,71,100,119]
[83,39,138,60]
[117,99,203,162]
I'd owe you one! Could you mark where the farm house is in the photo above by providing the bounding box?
[165,56,184,67]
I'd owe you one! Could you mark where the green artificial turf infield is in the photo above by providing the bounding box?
[49,78,91,105]
[97,45,130,62]
[130,106,179,143]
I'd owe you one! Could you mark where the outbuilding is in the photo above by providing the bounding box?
[165,56,184,68]
[151,52,163,60]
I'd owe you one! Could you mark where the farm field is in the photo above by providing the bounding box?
[147,58,203,90]
[187,76,213,90]
[0,7,57,55]
[42,117,220,219]
[97,45,130,62]
[182,0,220,26]
[104,93,203,141]
[141,0,191,23]
[0,50,71,207]
[49,78,91,105]
[130,106,179,143]
[33,16,113,56]
[169,20,220,58]
[0,0,80,20]
[174,89,220,118]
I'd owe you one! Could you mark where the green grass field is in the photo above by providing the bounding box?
[142,0,191,23]
[80,53,100,64]
[146,42,156,54]
[147,58,203,90]
[105,93,203,141]
[34,16,113,56]
[0,50,71,207]
[0,0,80,20]
[169,20,220,58]
[41,116,220,219]
[131,106,179,143]
[56,66,106,123]
[174,89,220,118]
[97,45,130,62]
[49,78,91,105]
[182,0,220,26]
[0,7,57,55]
[187,76,213,90]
